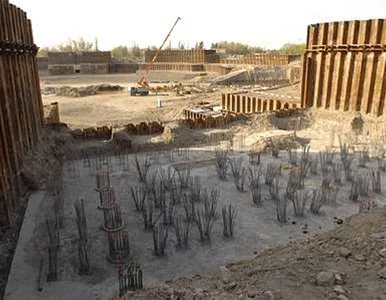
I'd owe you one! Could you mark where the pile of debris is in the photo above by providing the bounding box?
[70,126,112,140]
[126,122,164,136]
[42,84,124,98]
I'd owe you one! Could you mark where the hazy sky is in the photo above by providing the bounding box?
[10,0,385,50]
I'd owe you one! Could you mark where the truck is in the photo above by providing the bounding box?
[129,86,149,96]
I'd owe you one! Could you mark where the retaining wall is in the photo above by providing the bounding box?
[0,0,43,227]
[221,93,299,114]
[80,63,109,74]
[220,54,300,66]
[145,49,219,64]
[301,19,386,115]
[47,51,111,65]
[138,63,205,72]
[109,63,139,74]
[48,64,75,75]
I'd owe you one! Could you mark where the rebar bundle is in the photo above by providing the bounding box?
[310,188,324,214]
[276,194,287,223]
[269,177,280,201]
[47,245,58,281]
[248,151,261,165]
[195,208,215,242]
[339,140,351,163]
[103,200,124,232]
[203,188,219,219]
[153,224,168,256]
[222,204,237,237]
[332,164,343,185]
[162,199,176,226]
[322,186,339,205]
[349,179,360,201]
[183,194,196,223]
[342,155,354,181]
[234,166,247,192]
[142,199,154,230]
[358,148,370,167]
[371,169,382,193]
[130,185,147,212]
[176,167,191,190]
[287,148,298,166]
[357,174,370,196]
[264,163,281,186]
[74,199,88,244]
[118,262,143,296]
[292,190,309,217]
[107,230,130,263]
[46,217,60,249]
[215,148,229,180]
[134,155,151,183]
[249,167,262,205]
[175,216,190,248]
[158,167,176,191]
[77,241,89,275]
[52,189,64,230]
[190,176,202,202]
[95,170,110,191]
[98,186,116,210]
[310,156,318,175]
[319,148,335,166]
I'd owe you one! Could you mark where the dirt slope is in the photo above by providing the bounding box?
[119,206,386,300]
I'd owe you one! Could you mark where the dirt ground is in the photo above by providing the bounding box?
[41,72,225,129]
[5,72,386,300]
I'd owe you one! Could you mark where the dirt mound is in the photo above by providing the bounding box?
[42,84,124,98]
[159,122,208,147]
[21,128,74,190]
[250,132,310,153]
[119,206,386,300]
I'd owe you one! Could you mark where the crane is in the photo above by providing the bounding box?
[132,17,181,95]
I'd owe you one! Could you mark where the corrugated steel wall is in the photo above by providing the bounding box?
[301,19,386,115]
[0,0,43,227]
[220,54,294,65]
[47,51,112,65]
[144,49,220,64]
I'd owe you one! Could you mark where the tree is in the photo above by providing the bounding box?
[278,43,306,55]
[111,44,145,61]
[210,41,264,55]
[111,46,130,59]
[95,37,99,51]
[195,41,204,49]
[57,38,94,52]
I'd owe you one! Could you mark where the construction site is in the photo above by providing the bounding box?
[1,1,386,300]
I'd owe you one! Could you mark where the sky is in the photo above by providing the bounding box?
[10,0,385,50]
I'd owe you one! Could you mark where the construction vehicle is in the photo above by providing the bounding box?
[129,86,149,96]
[130,17,181,96]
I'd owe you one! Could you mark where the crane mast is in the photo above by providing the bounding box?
[138,17,182,88]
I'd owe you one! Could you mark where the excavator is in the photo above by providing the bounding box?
[130,17,182,96]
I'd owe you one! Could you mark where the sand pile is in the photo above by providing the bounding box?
[42,84,124,98]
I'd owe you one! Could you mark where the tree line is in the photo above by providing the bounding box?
[37,38,306,60]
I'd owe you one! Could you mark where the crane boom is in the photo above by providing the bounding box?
[138,17,181,88]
